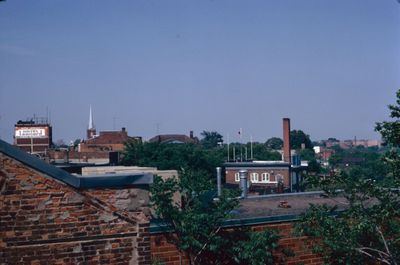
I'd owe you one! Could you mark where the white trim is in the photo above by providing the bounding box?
[261,172,270,182]
[260,172,278,183]
[250,172,259,183]
[234,172,240,182]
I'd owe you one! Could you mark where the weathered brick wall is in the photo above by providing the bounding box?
[226,168,290,188]
[151,221,322,265]
[0,153,151,265]
[87,188,150,216]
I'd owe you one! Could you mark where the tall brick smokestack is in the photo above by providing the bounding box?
[283,118,291,163]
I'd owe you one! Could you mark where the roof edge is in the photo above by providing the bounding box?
[0,139,153,189]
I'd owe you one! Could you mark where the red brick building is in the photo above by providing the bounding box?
[0,139,152,264]
[79,127,141,152]
[225,161,292,192]
[224,118,307,193]
[1,138,327,265]
[14,118,53,154]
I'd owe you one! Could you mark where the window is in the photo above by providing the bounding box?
[261,173,270,182]
[235,173,240,182]
[250,173,259,183]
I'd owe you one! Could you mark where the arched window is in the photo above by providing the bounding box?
[235,172,240,182]
[261,173,270,182]
[250,173,259,183]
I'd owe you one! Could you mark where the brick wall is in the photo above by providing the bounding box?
[150,221,322,265]
[0,153,151,265]
[226,168,290,188]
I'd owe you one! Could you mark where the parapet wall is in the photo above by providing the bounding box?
[150,220,322,265]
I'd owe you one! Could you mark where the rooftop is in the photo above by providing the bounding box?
[0,139,153,189]
[150,191,349,233]
[235,192,347,219]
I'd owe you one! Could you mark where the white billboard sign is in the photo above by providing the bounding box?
[15,128,46,138]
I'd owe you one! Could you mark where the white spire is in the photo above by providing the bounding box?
[89,105,94,129]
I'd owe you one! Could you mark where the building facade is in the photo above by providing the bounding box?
[14,118,53,154]
[79,127,141,152]
[224,118,307,193]
[0,139,152,265]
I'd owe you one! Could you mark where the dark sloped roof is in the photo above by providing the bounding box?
[148,134,198,144]
[85,131,130,145]
[0,139,153,189]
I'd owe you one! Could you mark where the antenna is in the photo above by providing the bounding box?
[239,128,243,162]
[46,106,49,124]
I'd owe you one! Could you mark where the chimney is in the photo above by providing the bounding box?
[283,118,291,163]
[189,130,194,139]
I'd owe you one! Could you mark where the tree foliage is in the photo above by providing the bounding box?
[297,90,400,265]
[201,131,223,149]
[265,137,283,150]
[290,130,313,150]
[249,142,281,161]
[151,170,281,265]
[123,142,224,178]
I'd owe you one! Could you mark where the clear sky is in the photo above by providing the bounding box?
[0,0,399,144]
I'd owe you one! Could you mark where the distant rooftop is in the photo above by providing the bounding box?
[148,134,198,144]
[0,139,153,189]
[16,116,50,125]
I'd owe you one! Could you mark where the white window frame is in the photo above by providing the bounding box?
[250,172,259,183]
[234,172,240,182]
[261,173,270,183]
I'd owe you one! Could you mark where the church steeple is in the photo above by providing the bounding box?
[87,105,96,139]
[89,105,94,129]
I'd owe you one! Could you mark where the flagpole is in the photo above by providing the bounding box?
[239,128,243,162]
[227,133,230,161]
[250,135,253,160]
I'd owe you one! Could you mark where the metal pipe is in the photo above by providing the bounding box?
[239,169,248,198]
[216,167,222,197]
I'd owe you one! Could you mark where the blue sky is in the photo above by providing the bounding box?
[0,0,399,144]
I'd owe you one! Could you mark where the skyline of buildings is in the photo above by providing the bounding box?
[7,107,384,148]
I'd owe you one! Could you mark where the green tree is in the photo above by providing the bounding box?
[123,141,224,178]
[251,143,281,161]
[296,90,400,265]
[200,131,223,149]
[290,130,313,149]
[265,137,283,150]
[151,169,281,265]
